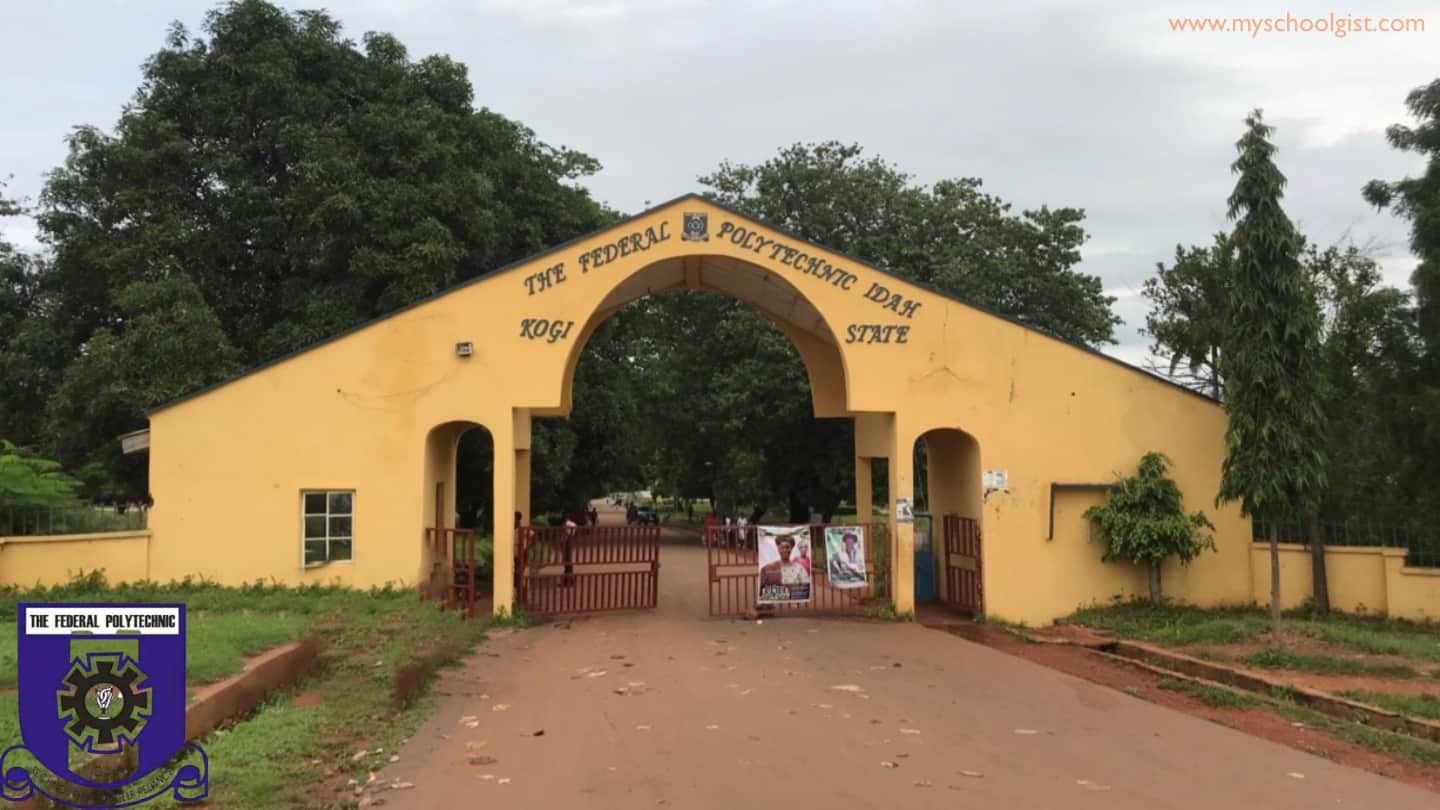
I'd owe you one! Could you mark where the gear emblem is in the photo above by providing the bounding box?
[56,653,151,751]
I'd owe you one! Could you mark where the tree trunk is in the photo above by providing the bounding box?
[1209,347,1222,401]
[1308,511,1330,614]
[1268,521,1283,648]
[1147,562,1162,606]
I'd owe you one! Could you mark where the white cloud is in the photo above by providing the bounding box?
[0,0,1432,363]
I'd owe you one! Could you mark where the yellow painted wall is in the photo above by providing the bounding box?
[129,196,1260,624]
[1249,543,1439,621]
[1386,556,1440,622]
[0,532,150,587]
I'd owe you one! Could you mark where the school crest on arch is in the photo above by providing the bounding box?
[681,212,708,241]
[2,603,209,808]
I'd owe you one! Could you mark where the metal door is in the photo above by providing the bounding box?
[913,513,936,603]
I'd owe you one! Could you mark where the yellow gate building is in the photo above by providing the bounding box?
[24,196,1265,625]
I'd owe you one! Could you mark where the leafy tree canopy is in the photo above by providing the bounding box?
[14,0,611,499]
[701,141,1120,347]
[0,440,81,510]
[1216,110,1327,520]
[1084,451,1215,604]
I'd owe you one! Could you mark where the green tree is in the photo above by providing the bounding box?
[0,440,81,515]
[1216,110,1328,633]
[44,277,242,501]
[1085,452,1215,605]
[1141,235,1423,531]
[702,141,1119,347]
[30,0,611,496]
[1141,233,1233,398]
[0,183,68,450]
[1308,245,1423,527]
[529,310,650,515]
[612,141,1120,520]
[1364,77,1440,526]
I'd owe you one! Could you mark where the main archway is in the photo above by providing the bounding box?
[508,253,879,619]
[141,195,1248,628]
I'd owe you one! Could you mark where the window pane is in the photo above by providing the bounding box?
[329,539,353,561]
[304,540,326,565]
[329,492,353,515]
[328,516,352,538]
[304,516,327,539]
[304,492,326,514]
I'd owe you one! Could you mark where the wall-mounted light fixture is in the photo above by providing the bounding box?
[455,342,473,357]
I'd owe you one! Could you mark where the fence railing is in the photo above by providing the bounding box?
[0,506,149,537]
[1252,518,1440,568]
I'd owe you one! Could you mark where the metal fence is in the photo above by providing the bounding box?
[0,506,148,537]
[1252,518,1440,568]
[706,523,891,618]
[516,525,660,615]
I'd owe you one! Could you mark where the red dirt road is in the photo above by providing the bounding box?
[373,538,1437,809]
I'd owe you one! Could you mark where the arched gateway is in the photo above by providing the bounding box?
[137,196,1249,625]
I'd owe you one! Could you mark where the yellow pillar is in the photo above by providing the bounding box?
[491,417,517,616]
[854,456,872,522]
[890,424,915,616]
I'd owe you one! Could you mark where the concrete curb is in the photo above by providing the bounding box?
[14,637,322,808]
[1108,639,1440,744]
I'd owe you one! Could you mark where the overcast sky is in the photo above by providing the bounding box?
[2,0,1435,366]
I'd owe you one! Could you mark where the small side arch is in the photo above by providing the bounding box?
[915,426,983,615]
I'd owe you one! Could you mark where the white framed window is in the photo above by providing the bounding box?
[302,490,353,566]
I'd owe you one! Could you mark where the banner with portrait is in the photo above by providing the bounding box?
[824,526,868,589]
[757,525,812,604]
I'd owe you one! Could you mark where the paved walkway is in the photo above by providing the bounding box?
[372,512,1436,809]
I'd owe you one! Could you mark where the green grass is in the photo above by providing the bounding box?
[0,693,17,749]
[119,600,494,808]
[1335,691,1440,721]
[1296,621,1440,662]
[1156,677,1263,708]
[1190,649,1232,663]
[0,574,359,688]
[1067,602,1269,646]
[1149,678,1440,766]
[1067,601,1440,663]
[0,572,504,808]
[1241,648,1419,678]
[1266,694,1440,766]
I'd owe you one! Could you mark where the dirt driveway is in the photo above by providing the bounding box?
[372,525,1435,808]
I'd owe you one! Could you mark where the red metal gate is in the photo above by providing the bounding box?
[422,527,480,618]
[516,525,659,614]
[708,523,891,617]
[941,514,983,616]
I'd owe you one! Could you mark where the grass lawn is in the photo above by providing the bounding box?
[1068,599,1440,755]
[1152,678,1440,766]
[1068,601,1440,663]
[1240,648,1419,679]
[0,572,501,808]
[1336,691,1440,721]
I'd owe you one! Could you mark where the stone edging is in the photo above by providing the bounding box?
[14,637,321,809]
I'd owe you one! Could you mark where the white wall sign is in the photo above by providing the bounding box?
[983,469,1009,490]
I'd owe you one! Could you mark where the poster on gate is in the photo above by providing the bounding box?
[824,526,868,589]
[757,526,812,604]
